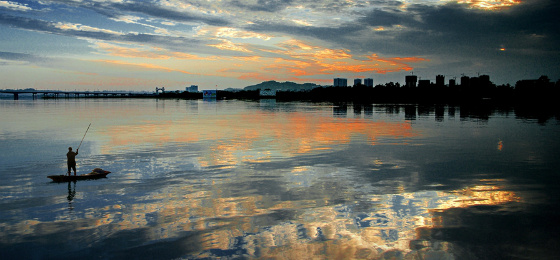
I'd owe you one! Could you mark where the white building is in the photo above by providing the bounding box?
[186,85,198,92]
[259,89,276,97]
[203,90,216,98]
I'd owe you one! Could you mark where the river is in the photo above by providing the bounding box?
[1,99,559,259]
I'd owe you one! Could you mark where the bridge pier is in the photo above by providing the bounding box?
[14,93,18,100]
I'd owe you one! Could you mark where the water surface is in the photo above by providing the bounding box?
[1,99,559,259]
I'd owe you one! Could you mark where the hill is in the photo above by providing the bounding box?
[244,81,322,91]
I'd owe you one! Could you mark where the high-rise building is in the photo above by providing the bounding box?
[354,78,362,86]
[436,75,445,86]
[418,80,431,88]
[364,78,374,87]
[461,76,470,87]
[405,75,417,88]
[479,75,490,87]
[334,78,348,87]
[186,85,198,92]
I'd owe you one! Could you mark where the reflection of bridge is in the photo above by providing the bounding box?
[0,90,155,100]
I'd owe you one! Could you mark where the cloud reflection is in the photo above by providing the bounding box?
[99,109,417,169]
[0,166,522,259]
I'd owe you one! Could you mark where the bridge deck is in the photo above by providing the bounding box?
[0,90,155,100]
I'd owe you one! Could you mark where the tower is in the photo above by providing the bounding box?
[405,75,418,88]
[436,75,445,86]
[334,78,347,87]
[364,78,374,87]
[354,78,362,86]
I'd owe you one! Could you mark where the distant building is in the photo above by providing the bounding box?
[436,75,445,86]
[479,75,491,87]
[405,75,417,88]
[418,80,431,88]
[461,76,470,87]
[364,78,374,87]
[449,79,456,88]
[186,85,198,92]
[334,78,348,87]
[353,78,362,86]
[259,89,276,97]
[224,88,243,92]
[203,90,217,98]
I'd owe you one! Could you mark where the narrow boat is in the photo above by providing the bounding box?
[48,168,111,182]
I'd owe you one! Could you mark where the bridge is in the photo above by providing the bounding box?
[0,89,156,100]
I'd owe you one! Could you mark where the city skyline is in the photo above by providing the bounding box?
[1,0,559,91]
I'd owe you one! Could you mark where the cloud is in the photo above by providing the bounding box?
[94,42,172,59]
[42,0,230,26]
[229,0,295,12]
[55,22,123,35]
[0,13,236,56]
[111,1,230,26]
[457,0,522,10]
[209,39,252,53]
[1,0,559,87]
[0,51,44,63]
[0,1,32,11]
[92,59,198,75]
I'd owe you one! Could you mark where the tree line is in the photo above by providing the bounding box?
[159,75,559,105]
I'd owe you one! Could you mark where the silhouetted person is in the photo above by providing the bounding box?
[67,147,79,176]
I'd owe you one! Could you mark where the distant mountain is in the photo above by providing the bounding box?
[244,81,323,91]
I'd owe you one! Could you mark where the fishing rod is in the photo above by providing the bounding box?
[77,123,91,151]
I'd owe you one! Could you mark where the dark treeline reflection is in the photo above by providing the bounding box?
[329,103,559,124]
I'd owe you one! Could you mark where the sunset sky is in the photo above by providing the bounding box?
[1,0,558,91]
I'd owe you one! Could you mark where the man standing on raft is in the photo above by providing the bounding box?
[67,147,79,176]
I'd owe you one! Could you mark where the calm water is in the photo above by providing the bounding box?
[1,99,559,259]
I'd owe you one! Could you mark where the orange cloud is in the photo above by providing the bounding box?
[65,76,184,88]
[95,42,171,59]
[91,37,427,87]
[457,0,521,10]
[92,59,197,75]
[238,72,280,82]
[252,39,428,78]
[208,40,252,53]
[95,42,220,61]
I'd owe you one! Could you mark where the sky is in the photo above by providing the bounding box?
[0,0,559,91]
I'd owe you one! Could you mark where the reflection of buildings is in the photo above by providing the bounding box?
[435,105,444,122]
[405,105,416,120]
[333,103,347,117]
[364,104,373,116]
[334,78,348,87]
